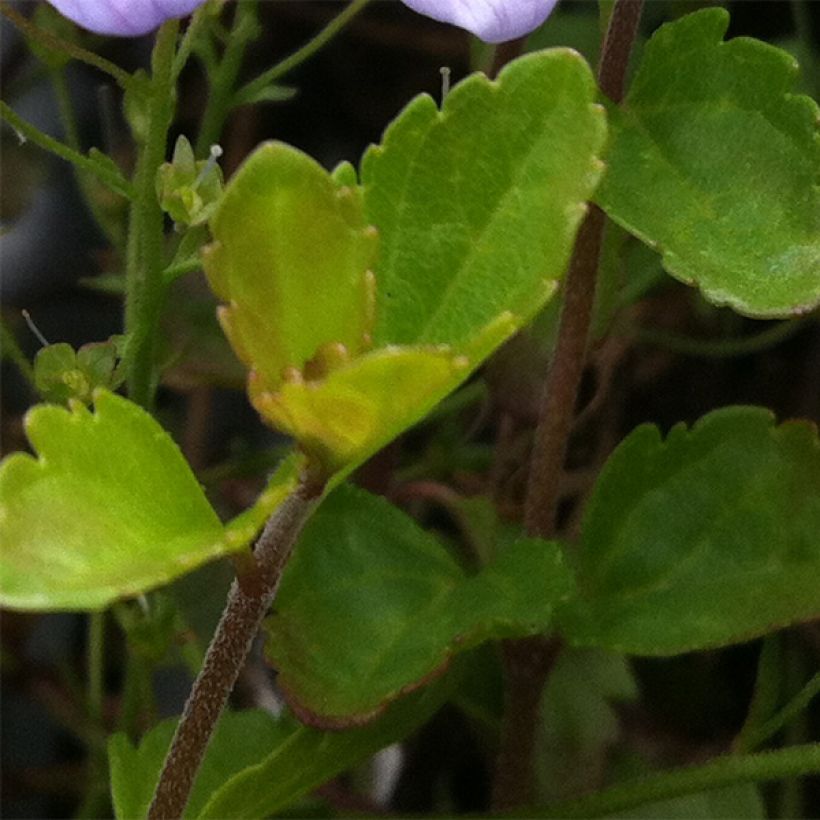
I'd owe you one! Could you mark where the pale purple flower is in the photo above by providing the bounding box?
[45,0,207,37]
[401,0,560,43]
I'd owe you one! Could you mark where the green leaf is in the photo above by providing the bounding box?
[196,683,447,819]
[33,343,81,404]
[33,340,124,405]
[596,8,820,317]
[0,391,228,610]
[108,685,448,820]
[76,340,122,391]
[108,709,288,820]
[110,721,176,820]
[203,141,378,396]
[607,784,765,818]
[536,649,638,801]
[558,407,820,654]
[237,83,297,105]
[205,50,605,473]
[362,49,605,348]
[265,485,573,724]
[250,344,478,474]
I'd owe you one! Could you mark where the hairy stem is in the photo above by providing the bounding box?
[148,483,321,820]
[522,206,607,537]
[492,637,562,809]
[0,100,133,199]
[0,4,136,90]
[123,21,179,409]
[194,1,259,157]
[493,1,645,809]
[172,5,211,79]
[0,318,36,390]
[525,0,643,538]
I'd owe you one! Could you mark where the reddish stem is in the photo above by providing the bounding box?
[148,482,321,819]
[493,1,645,810]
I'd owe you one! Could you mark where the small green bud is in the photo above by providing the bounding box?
[34,343,79,404]
[157,136,224,226]
[34,337,124,405]
[122,70,155,145]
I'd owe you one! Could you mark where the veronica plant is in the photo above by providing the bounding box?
[0,0,818,818]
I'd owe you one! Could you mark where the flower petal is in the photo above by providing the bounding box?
[400,0,559,43]
[46,0,207,36]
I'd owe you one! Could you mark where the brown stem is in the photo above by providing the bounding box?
[148,482,321,820]
[490,36,526,78]
[492,636,562,809]
[597,0,646,106]
[525,0,644,539]
[523,206,608,538]
[493,1,645,810]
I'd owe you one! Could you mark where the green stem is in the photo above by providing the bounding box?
[50,69,123,248]
[163,256,203,285]
[734,636,783,754]
[599,0,616,35]
[0,100,134,199]
[0,317,37,390]
[51,69,81,151]
[233,0,372,107]
[87,612,105,725]
[0,4,136,91]
[776,640,808,817]
[172,4,211,79]
[75,612,109,819]
[530,744,820,818]
[163,224,207,283]
[123,21,180,409]
[118,648,156,739]
[194,1,258,157]
[631,318,809,359]
[790,0,818,98]
[748,671,820,753]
